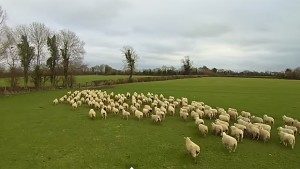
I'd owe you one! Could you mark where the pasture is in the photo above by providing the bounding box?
[0,77,300,168]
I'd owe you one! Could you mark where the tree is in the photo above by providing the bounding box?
[28,22,49,88]
[0,6,6,27]
[0,26,19,88]
[59,30,85,87]
[181,56,192,75]
[17,35,35,87]
[47,35,59,86]
[122,46,138,81]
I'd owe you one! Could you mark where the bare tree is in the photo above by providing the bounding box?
[181,56,192,75]
[122,46,138,81]
[0,26,19,88]
[59,29,85,87]
[0,6,6,27]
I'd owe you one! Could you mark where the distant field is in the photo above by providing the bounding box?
[0,75,131,87]
[0,77,300,168]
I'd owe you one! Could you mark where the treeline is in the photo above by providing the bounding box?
[0,6,85,88]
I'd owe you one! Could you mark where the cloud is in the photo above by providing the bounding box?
[2,0,300,71]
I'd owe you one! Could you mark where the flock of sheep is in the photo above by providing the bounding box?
[53,89,299,163]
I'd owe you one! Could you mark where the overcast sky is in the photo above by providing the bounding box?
[1,0,300,71]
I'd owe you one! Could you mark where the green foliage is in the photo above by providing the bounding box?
[17,35,35,87]
[181,56,192,75]
[122,46,138,81]
[31,65,42,88]
[47,35,59,86]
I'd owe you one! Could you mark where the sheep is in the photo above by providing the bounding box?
[215,121,229,133]
[263,115,274,125]
[211,122,223,136]
[198,124,208,136]
[134,110,144,121]
[230,126,244,142]
[168,105,175,116]
[251,116,264,123]
[195,117,204,125]
[293,120,300,134]
[204,109,213,119]
[215,119,229,127]
[258,127,270,142]
[122,109,130,120]
[277,127,294,135]
[88,109,96,119]
[228,109,238,120]
[111,107,119,114]
[180,108,189,120]
[278,131,295,149]
[237,119,250,127]
[72,102,78,109]
[246,124,260,140]
[191,111,199,119]
[284,125,298,135]
[100,108,107,119]
[221,132,237,153]
[156,110,165,120]
[184,137,200,163]
[219,114,230,122]
[151,114,161,123]
[53,99,59,105]
[241,111,251,118]
[195,109,204,118]
[142,108,151,117]
[282,115,295,125]
[253,123,271,132]
[237,116,251,123]
[234,123,247,132]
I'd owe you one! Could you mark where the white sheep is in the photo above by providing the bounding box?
[180,108,189,120]
[196,109,204,118]
[122,109,130,120]
[195,117,204,125]
[230,126,244,142]
[253,123,271,132]
[234,123,247,132]
[241,111,251,118]
[151,114,161,123]
[246,124,260,140]
[284,125,298,135]
[278,131,295,149]
[221,132,237,153]
[228,109,238,120]
[134,110,143,120]
[53,99,59,105]
[198,124,208,136]
[237,116,251,123]
[263,115,274,125]
[215,119,229,127]
[168,105,175,116]
[184,137,200,163]
[101,108,107,119]
[211,122,223,136]
[142,108,151,117]
[251,116,264,123]
[72,102,78,109]
[258,127,270,142]
[88,109,96,119]
[293,120,300,134]
[191,111,199,119]
[283,115,295,125]
[219,114,230,122]
[277,127,294,135]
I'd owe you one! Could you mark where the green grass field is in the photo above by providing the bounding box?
[0,75,131,87]
[1,77,300,168]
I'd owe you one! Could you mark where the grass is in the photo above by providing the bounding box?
[0,77,300,168]
[0,75,131,87]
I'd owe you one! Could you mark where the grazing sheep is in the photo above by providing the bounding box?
[142,108,151,117]
[101,108,107,119]
[211,122,223,136]
[215,119,229,127]
[237,116,251,123]
[293,120,300,134]
[258,127,270,142]
[180,108,189,120]
[72,102,78,109]
[241,111,251,118]
[237,119,250,127]
[151,114,161,123]
[284,125,298,135]
[263,115,274,125]
[191,111,199,119]
[156,110,165,120]
[251,116,264,123]
[219,114,230,123]
[253,123,271,132]
[196,109,204,118]
[283,115,295,125]
[195,117,204,125]
[168,105,175,116]
[88,109,96,119]
[221,132,237,153]
[246,124,260,140]
[198,124,208,136]
[228,109,238,120]
[277,127,294,135]
[184,137,200,163]
[204,109,213,119]
[234,123,247,132]
[122,109,130,120]
[134,110,144,120]
[230,126,244,142]
[112,107,119,114]
[278,131,295,149]
[53,99,59,105]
